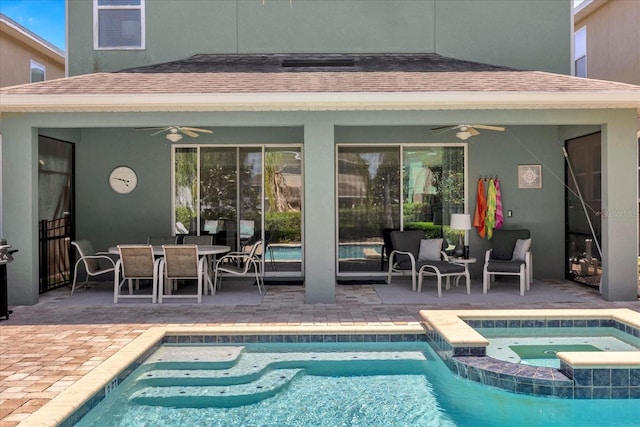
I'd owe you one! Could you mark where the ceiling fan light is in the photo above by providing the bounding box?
[166,133,183,142]
[456,131,472,140]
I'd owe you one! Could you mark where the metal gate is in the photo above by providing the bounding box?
[39,215,72,293]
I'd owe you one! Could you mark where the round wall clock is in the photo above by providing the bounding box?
[109,166,138,194]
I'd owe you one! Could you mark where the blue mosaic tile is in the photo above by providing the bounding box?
[574,386,593,399]
[630,369,640,386]
[630,387,640,398]
[554,386,574,399]
[507,319,522,328]
[573,319,587,328]
[547,319,560,328]
[494,319,508,328]
[586,319,600,328]
[611,369,630,387]
[592,387,611,399]
[573,369,593,386]
[271,335,284,343]
[611,387,630,399]
[521,319,535,328]
[560,319,574,328]
[593,369,611,386]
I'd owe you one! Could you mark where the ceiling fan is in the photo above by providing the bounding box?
[430,124,505,140]
[137,126,213,142]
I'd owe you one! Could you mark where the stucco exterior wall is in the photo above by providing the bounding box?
[574,0,640,85]
[0,26,65,87]
[68,0,571,76]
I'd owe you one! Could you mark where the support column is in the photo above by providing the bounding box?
[600,111,638,301]
[1,118,40,305]
[303,118,336,303]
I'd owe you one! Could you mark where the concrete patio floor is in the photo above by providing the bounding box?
[1,278,638,426]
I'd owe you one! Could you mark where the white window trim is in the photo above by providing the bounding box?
[30,59,46,82]
[573,26,587,77]
[93,0,145,50]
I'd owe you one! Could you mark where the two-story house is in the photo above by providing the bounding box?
[1,0,638,306]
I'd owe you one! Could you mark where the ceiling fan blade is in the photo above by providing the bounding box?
[136,127,169,131]
[472,125,505,132]
[468,127,480,136]
[150,129,170,136]
[430,125,457,131]
[181,129,200,138]
[181,127,213,134]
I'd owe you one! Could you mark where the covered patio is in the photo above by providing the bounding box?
[1,53,639,306]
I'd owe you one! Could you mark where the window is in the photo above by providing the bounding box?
[94,0,144,49]
[30,60,45,82]
[574,26,586,78]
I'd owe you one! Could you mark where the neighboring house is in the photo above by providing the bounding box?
[1,0,639,306]
[0,13,65,87]
[573,0,640,86]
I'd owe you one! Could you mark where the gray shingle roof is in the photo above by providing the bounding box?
[2,53,638,95]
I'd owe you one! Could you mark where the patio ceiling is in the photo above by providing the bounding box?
[1,54,639,113]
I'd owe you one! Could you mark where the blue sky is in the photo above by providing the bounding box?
[0,0,65,50]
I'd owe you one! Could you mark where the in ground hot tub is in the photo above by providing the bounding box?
[421,308,640,399]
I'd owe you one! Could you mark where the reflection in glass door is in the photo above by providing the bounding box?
[336,145,465,274]
[173,145,302,275]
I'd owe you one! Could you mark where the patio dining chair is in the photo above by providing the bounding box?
[387,230,469,296]
[213,240,265,295]
[158,244,212,303]
[114,245,162,303]
[70,240,116,295]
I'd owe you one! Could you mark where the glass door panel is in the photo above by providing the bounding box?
[238,147,263,248]
[403,146,465,247]
[200,147,238,250]
[337,146,400,273]
[174,147,198,234]
[264,148,302,273]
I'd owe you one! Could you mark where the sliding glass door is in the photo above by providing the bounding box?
[173,145,302,274]
[336,144,465,274]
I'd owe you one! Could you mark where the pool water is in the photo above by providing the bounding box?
[75,341,639,427]
[478,327,640,368]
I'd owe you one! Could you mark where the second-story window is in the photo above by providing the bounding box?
[94,0,145,49]
[574,26,586,78]
[30,60,46,82]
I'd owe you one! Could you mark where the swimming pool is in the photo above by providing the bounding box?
[73,340,639,427]
[20,313,640,426]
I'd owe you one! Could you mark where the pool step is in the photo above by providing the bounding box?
[136,350,428,386]
[130,369,302,408]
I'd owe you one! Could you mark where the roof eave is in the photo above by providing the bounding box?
[0,91,639,113]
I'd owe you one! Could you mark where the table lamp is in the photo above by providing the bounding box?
[449,213,471,258]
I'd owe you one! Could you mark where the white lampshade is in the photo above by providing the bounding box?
[166,132,183,142]
[456,131,472,140]
[450,213,471,230]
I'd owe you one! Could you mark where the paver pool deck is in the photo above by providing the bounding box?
[1,279,638,426]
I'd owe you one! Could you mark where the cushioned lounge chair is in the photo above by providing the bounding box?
[483,229,532,296]
[387,230,470,296]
